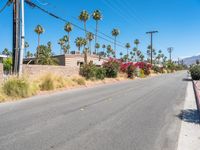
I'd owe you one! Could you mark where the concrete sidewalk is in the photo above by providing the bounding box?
[177,80,200,150]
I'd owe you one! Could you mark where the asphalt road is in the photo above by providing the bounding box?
[0,71,188,150]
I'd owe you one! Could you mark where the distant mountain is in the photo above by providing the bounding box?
[182,55,200,65]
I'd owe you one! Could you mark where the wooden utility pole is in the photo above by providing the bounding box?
[146,31,158,65]
[12,0,20,74]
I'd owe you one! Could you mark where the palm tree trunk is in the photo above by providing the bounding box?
[95,20,98,54]
[114,37,116,58]
[68,32,70,54]
[89,41,91,55]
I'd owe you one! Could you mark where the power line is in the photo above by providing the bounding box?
[0,0,12,13]
[25,0,126,49]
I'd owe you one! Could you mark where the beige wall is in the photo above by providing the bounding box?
[23,65,79,79]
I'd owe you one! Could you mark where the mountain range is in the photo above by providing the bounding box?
[182,54,200,65]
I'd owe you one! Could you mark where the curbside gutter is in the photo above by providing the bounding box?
[192,80,200,114]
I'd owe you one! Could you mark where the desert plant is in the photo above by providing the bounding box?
[3,77,37,98]
[39,74,55,91]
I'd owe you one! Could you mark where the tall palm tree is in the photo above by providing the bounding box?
[107,45,112,57]
[26,51,33,58]
[64,22,73,54]
[102,44,106,52]
[92,10,102,53]
[35,25,44,58]
[75,37,83,52]
[24,41,29,58]
[134,39,140,49]
[112,28,120,57]
[86,32,94,54]
[79,10,89,37]
[82,38,88,64]
[34,25,44,48]
[95,43,100,54]
[125,43,130,61]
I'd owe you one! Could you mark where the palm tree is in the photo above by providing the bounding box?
[102,44,106,52]
[2,48,11,56]
[79,10,89,37]
[112,28,120,57]
[92,10,102,53]
[75,37,83,52]
[86,32,94,54]
[95,43,100,54]
[107,45,112,57]
[24,41,29,58]
[58,38,65,54]
[64,22,73,54]
[26,51,33,58]
[82,38,88,64]
[34,25,44,48]
[125,43,130,61]
[134,39,140,49]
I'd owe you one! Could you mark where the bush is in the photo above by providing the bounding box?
[190,65,200,80]
[72,78,86,85]
[152,65,164,73]
[40,75,55,91]
[127,65,137,78]
[103,58,121,78]
[80,63,96,80]
[95,67,106,80]
[80,63,106,80]
[135,62,152,75]
[3,77,36,98]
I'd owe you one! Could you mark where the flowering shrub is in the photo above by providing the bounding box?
[135,62,152,75]
[103,58,121,78]
[120,62,136,78]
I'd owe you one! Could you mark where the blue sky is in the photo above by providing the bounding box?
[0,0,200,60]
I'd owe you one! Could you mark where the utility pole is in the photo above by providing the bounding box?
[12,0,20,74]
[167,47,173,63]
[146,31,158,65]
[19,0,25,75]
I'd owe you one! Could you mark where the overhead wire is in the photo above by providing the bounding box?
[25,0,127,49]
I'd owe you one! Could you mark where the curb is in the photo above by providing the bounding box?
[192,80,200,114]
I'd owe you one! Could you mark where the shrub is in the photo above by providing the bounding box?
[190,65,200,80]
[139,69,145,78]
[103,58,121,78]
[72,77,86,85]
[40,74,55,91]
[127,64,137,78]
[80,63,96,80]
[95,67,106,80]
[152,65,164,73]
[3,77,37,98]
[135,62,152,75]
[80,63,106,80]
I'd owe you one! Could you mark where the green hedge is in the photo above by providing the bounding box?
[190,65,200,80]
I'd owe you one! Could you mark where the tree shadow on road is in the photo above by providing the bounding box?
[176,109,200,124]
[182,78,192,82]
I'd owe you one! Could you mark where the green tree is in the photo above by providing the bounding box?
[125,43,131,61]
[34,25,44,47]
[95,43,100,53]
[26,51,33,58]
[134,39,140,48]
[64,22,73,53]
[36,42,58,65]
[3,57,12,73]
[86,32,94,54]
[92,10,102,53]
[2,48,11,56]
[79,10,89,37]
[75,37,83,52]
[24,41,29,58]
[111,28,120,57]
